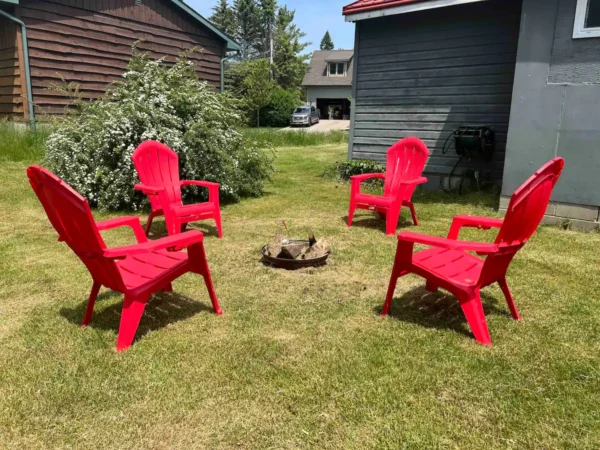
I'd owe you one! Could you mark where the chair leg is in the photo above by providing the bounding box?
[116,294,150,352]
[499,278,521,320]
[145,211,157,236]
[347,202,357,227]
[460,292,492,345]
[81,281,101,326]
[214,209,223,239]
[406,201,419,226]
[382,263,407,316]
[385,206,401,236]
[164,283,173,293]
[190,242,223,315]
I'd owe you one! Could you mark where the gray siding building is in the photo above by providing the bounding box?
[302,50,354,120]
[344,0,600,229]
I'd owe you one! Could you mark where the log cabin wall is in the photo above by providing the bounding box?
[17,0,225,116]
[0,15,24,119]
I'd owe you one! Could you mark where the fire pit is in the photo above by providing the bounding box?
[261,233,331,270]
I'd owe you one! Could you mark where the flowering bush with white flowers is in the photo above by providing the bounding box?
[45,49,274,210]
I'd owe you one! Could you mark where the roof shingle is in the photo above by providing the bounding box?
[301,50,354,87]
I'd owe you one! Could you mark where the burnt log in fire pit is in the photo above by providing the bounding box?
[261,234,331,270]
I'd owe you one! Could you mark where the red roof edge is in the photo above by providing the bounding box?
[343,0,434,16]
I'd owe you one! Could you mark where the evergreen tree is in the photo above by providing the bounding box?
[234,0,261,60]
[273,6,310,90]
[320,31,334,51]
[209,0,237,37]
[258,0,277,64]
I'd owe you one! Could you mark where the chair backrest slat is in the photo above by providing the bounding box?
[384,137,429,200]
[132,141,182,211]
[27,166,124,291]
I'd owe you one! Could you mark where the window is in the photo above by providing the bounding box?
[573,0,600,38]
[329,62,346,77]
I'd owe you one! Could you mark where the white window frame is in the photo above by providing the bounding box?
[328,62,347,77]
[573,0,600,38]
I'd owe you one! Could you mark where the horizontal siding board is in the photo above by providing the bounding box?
[354,104,512,114]
[357,73,516,90]
[356,84,514,98]
[23,19,221,64]
[355,122,509,133]
[359,43,517,67]
[358,53,518,75]
[19,4,222,56]
[18,0,226,116]
[27,42,220,76]
[350,0,522,181]
[358,13,519,48]
[0,86,22,95]
[0,104,24,113]
[357,63,517,82]
[359,33,517,58]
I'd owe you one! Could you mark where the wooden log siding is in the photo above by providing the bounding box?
[18,0,225,115]
[0,17,23,118]
[350,0,522,180]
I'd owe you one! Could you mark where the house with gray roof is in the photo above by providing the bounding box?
[302,50,354,120]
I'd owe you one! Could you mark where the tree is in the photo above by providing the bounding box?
[243,59,275,126]
[234,0,261,60]
[209,0,237,37]
[258,0,277,65]
[320,31,334,51]
[273,6,310,91]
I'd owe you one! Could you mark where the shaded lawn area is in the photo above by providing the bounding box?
[1,144,599,449]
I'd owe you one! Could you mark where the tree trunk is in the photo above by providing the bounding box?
[257,109,260,128]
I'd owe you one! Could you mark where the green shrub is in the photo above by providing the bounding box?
[333,159,385,180]
[242,128,348,148]
[260,87,302,128]
[45,49,274,211]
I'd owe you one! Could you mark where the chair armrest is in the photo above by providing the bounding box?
[104,230,204,259]
[96,216,148,243]
[447,215,504,240]
[181,180,220,203]
[401,176,428,186]
[181,180,220,189]
[398,231,499,254]
[134,183,165,195]
[349,173,386,182]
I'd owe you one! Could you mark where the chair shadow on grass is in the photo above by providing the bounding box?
[60,289,212,344]
[341,213,416,233]
[146,219,220,239]
[374,286,511,339]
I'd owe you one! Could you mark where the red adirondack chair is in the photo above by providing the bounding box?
[27,165,222,352]
[347,137,429,236]
[382,157,564,345]
[132,141,223,238]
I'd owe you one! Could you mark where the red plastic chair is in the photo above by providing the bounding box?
[348,137,429,235]
[27,165,222,352]
[132,141,223,238]
[382,158,565,345]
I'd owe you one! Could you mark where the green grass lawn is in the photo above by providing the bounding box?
[1,144,599,448]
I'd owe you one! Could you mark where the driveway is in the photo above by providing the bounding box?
[280,120,350,133]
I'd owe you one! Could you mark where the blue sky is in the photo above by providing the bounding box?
[187,0,356,53]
